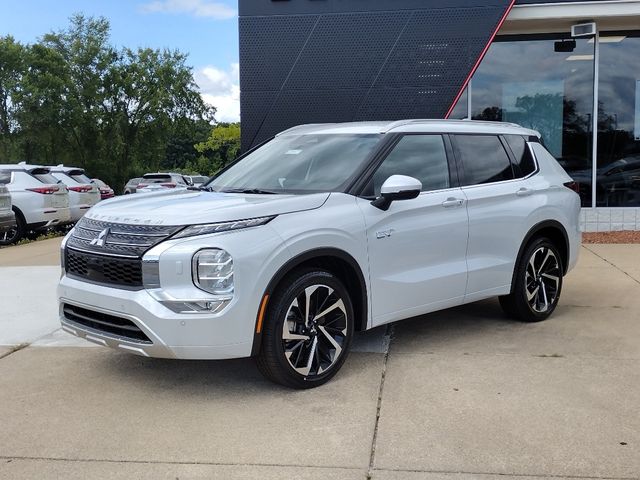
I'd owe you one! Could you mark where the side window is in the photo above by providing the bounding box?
[504,135,536,177]
[0,170,11,184]
[453,135,514,186]
[365,135,450,197]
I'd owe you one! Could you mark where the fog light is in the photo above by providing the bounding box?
[192,249,233,295]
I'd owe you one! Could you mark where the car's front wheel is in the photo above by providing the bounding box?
[256,269,354,389]
[499,237,563,322]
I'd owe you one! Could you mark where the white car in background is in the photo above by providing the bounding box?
[50,165,101,224]
[185,175,209,188]
[0,163,71,244]
[136,173,191,193]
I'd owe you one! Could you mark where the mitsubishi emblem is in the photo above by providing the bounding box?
[90,228,110,248]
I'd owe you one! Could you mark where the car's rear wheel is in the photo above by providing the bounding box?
[0,211,25,245]
[499,237,563,322]
[256,269,354,389]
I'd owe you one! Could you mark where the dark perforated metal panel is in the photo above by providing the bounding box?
[239,0,514,150]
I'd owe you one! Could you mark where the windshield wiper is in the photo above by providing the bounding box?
[219,188,278,195]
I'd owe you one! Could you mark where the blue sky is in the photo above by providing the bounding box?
[0,0,241,121]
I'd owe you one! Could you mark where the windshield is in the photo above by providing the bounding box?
[208,133,382,193]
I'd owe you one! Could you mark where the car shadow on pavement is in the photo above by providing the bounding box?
[389,298,533,352]
[97,347,375,396]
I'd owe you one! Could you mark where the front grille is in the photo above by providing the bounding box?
[67,217,182,257]
[66,248,143,288]
[63,303,152,343]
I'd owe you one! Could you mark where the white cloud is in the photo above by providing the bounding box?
[195,63,240,122]
[140,0,236,19]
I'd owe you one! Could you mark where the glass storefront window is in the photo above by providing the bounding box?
[597,33,640,207]
[469,36,595,206]
[448,86,469,120]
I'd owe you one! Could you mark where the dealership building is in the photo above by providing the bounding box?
[238,0,640,231]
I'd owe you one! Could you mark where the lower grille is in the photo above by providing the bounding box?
[62,303,152,344]
[66,248,143,288]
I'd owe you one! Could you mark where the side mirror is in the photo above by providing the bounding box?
[371,175,422,211]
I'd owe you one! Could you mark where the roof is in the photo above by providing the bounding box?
[0,163,51,172]
[49,164,86,174]
[276,120,540,138]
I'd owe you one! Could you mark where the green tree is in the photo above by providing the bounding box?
[0,36,26,160]
[195,122,241,174]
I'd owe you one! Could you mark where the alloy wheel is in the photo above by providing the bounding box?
[0,227,18,245]
[525,246,561,313]
[282,284,348,377]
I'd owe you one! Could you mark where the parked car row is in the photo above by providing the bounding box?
[0,163,210,245]
[123,173,209,194]
[0,162,105,245]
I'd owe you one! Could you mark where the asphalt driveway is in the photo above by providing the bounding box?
[0,239,638,479]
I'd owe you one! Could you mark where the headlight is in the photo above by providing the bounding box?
[173,216,275,239]
[192,249,233,295]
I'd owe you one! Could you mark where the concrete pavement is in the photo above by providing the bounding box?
[0,241,638,479]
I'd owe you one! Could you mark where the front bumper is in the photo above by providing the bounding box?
[0,211,16,233]
[58,275,254,359]
[57,223,290,360]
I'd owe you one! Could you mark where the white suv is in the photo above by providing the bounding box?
[0,163,71,244]
[58,120,580,388]
[50,165,101,223]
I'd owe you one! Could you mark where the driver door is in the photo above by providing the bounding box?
[356,134,469,327]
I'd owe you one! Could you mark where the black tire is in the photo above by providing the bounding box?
[499,237,563,322]
[0,209,25,245]
[256,268,354,389]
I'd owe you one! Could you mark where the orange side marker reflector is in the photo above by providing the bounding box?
[256,294,269,333]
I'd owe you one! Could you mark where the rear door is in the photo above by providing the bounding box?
[451,134,538,300]
[357,134,469,326]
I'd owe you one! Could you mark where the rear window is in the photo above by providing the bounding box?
[504,135,536,177]
[0,170,11,184]
[30,169,59,185]
[68,171,92,183]
[52,172,76,185]
[142,174,171,184]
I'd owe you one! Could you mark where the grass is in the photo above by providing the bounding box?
[0,229,66,249]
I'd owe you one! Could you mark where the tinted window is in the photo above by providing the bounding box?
[365,135,450,197]
[505,135,536,177]
[142,174,172,184]
[454,135,514,185]
[69,172,92,184]
[0,170,11,184]
[31,169,60,185]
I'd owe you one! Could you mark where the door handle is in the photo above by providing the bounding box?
[441,197,465,208]
[516,187,534,197]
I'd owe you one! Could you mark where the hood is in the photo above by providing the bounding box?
[85,189,330,226]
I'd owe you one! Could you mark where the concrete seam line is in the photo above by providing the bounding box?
[0,343,29,360]
[0,456,364,471]
[366,323,394,480]
[371,467,637,480]
[583,245,640,286]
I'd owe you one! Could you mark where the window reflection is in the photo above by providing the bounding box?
[469,36,595,206]
[597,33,640,207]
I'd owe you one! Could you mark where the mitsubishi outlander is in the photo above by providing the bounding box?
[58,120,581,388]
